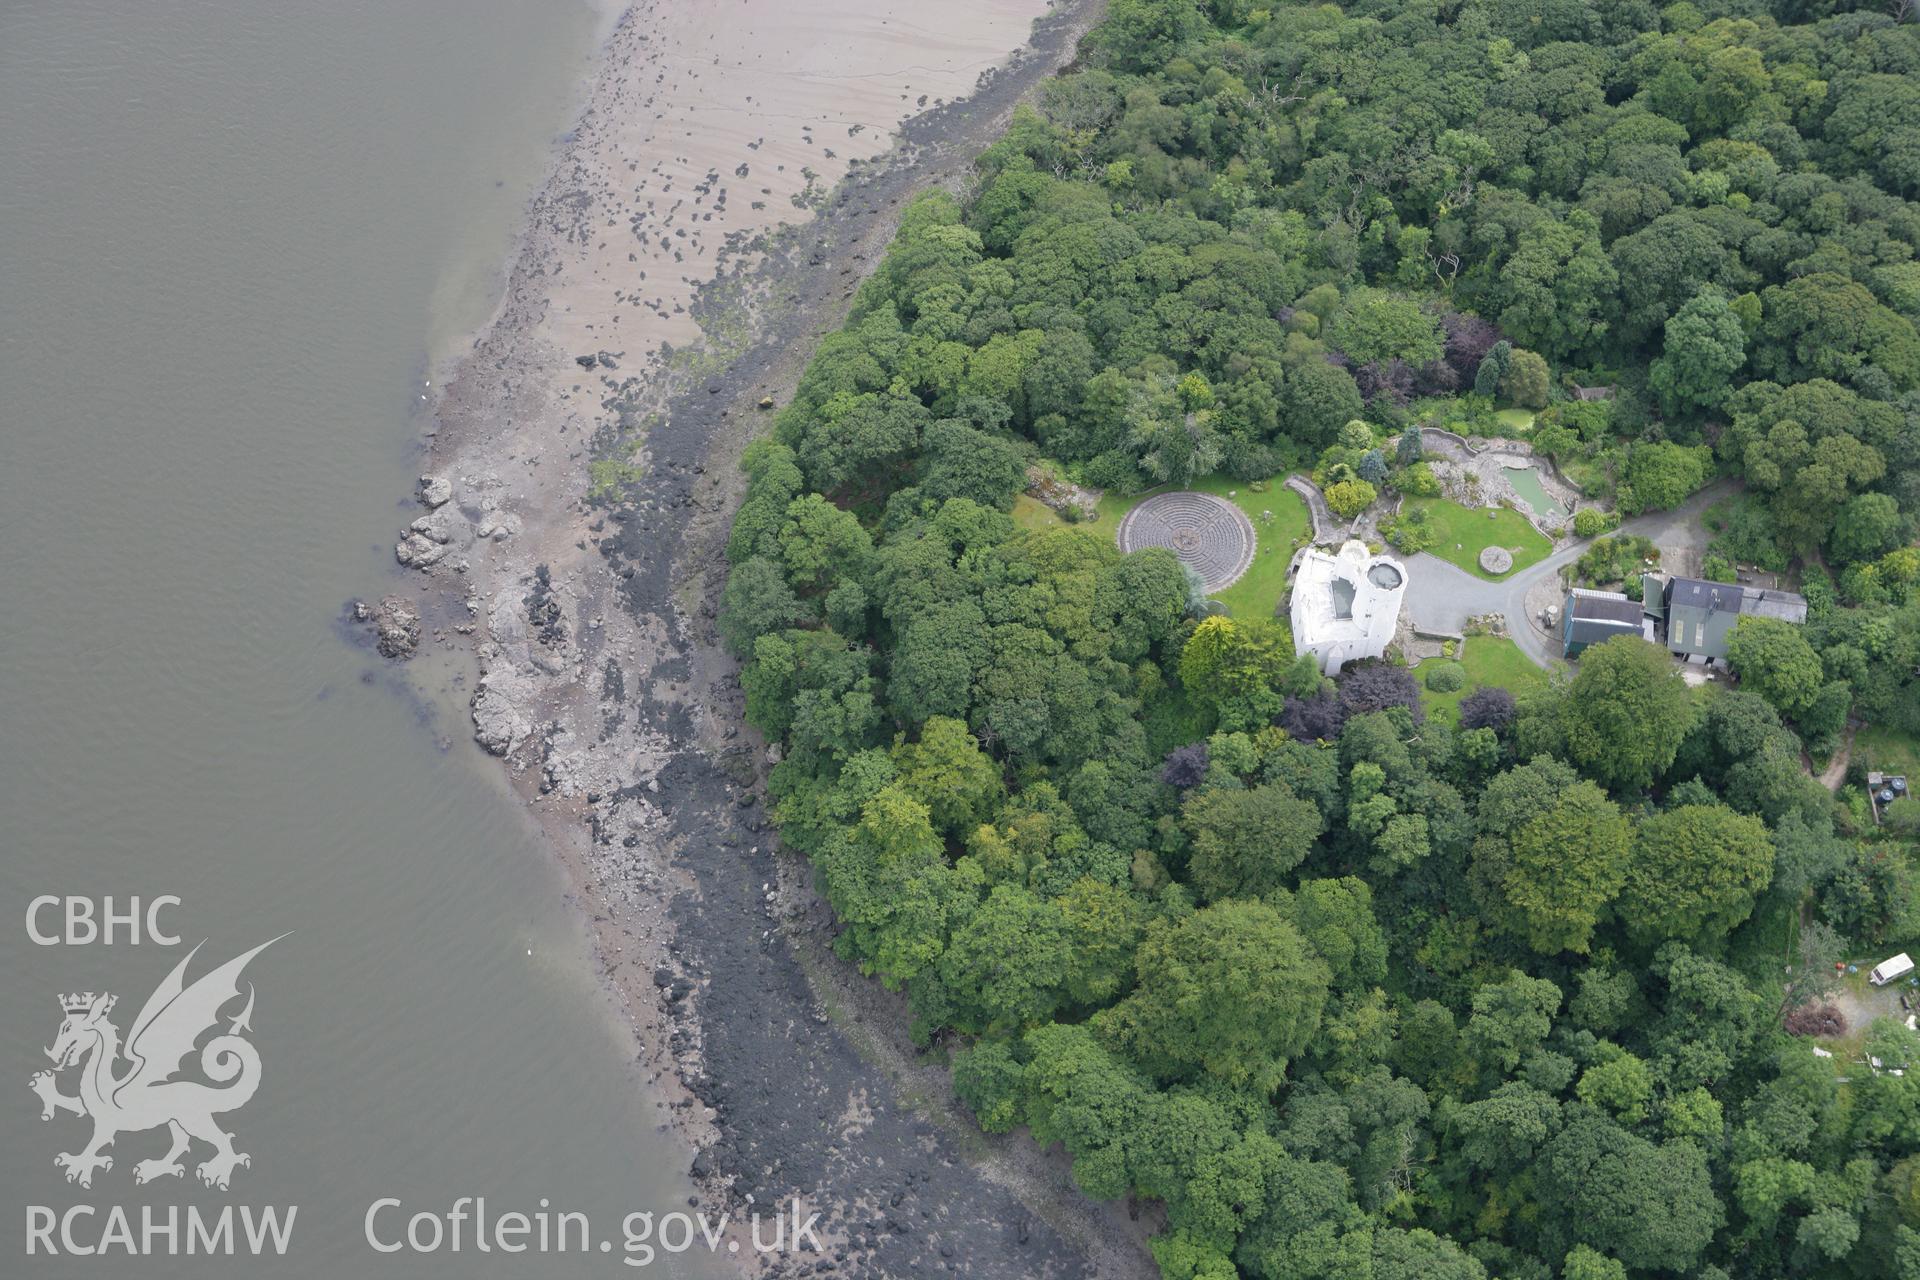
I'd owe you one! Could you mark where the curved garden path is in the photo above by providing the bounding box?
[1815,724,1855,791]
[1285,474,1338,543]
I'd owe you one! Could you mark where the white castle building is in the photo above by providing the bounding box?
[1290,539,1407,674]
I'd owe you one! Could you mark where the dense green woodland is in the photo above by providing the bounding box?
[717,1,1920,1275]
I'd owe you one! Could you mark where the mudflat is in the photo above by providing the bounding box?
[397,0,1153,1275]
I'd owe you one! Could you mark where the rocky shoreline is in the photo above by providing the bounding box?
[383,1,1154,1275]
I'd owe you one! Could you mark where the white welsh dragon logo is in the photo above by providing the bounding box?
[30,937,283,1191]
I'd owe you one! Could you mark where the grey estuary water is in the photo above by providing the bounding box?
[0,3,721,1274]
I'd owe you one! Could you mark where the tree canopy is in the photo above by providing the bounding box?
[716,1,1920,1274]
[1555,638,1695,793]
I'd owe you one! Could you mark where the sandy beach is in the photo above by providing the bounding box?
[534,0,1048,357]
[391,0,1154,1274]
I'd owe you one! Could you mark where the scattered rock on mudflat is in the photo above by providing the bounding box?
[371,595,421,659]
[419,474,452,508]
[477,512,522,543]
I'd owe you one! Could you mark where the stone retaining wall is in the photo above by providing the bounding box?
[1417,427,1581,539]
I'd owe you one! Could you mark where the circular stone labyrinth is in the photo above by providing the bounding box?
[1116,491,1257,592]
[1479,546,1514,574]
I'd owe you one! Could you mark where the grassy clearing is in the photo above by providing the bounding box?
[1857,725,1920,778]
[1416,636,1551,724]
[1406,497,1553,580]
[1559,453,1617,501]
[1019,474,1311,621]
[1494,407,1536,432]
[1011,492,1133,539]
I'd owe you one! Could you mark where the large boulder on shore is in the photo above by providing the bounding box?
[410,507,461,544]
[471,678,532,757]
[418,474,452,508]
[395,533,449,568]
[396,505,465,568]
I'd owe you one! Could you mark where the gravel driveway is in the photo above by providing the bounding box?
[1399,480,1738,669]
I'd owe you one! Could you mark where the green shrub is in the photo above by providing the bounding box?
[1704,495,1789,571]
[1425,663,1466,692]
[1577,534,1658,586]
[1573,507,1608,538]
[1887,796,1920,836]
[1337,419,1376,450]
[1325,479,1378,518]
[1397,462,1442,497]
[1383,505,1436,553]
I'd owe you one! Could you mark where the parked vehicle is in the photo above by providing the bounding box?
[1872,953,1915,986]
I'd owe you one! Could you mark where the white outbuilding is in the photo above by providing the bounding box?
[1290,539,1407,675]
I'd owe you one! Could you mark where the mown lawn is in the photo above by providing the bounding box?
[1416,635,1552,724]
[1019,475,1311,622]
[1858,724,1920,779]
[1406,497,1554,581]
[1184,476,1310,621]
